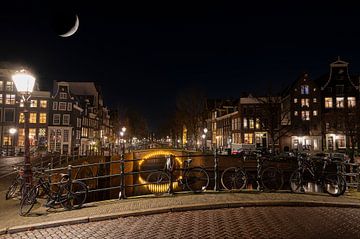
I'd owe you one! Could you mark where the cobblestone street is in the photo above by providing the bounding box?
[1,206,360,239]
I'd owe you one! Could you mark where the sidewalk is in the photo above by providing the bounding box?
[1,189,360,235]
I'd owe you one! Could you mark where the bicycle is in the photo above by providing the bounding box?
[20,171,88,216]
[221,151,284,191]
[146,156,210,195]
[5,167,25,200]
[289,153,346,197]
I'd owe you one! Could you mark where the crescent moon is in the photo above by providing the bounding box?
[60,15,79,37]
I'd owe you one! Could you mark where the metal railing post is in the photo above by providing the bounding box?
[357,165,360,192]
[67,165,72,179]
[214,150,219,191]
[257,156,261,191]
[119,153,126,199]
[168,155,174,195]
[51,157,54,169]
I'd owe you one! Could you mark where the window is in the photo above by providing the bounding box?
[336,135,346,148]
[63,129,69,143]
[0,94,2,104]
[59,102,67,111]
[29,113,37,123]
[38,128,46,137]
[294,111,298,116]
[336,85,344,95]
[313,110,318,116]
[77,118,81,128]
[5,81,13,91]
[30,100,37,108]
[63,114,70,125]
[255,118,260,129]
[29,129,36,145]
[294,98,298,103]
[336,97,344,108]
[53,102,58,110]
[249,119,254,129]
[67,103,72,111]
[5,94,15,104]
[325,97,333,108]
[39,100,47,108]
[53,114,60,125]
[60,93,67,99]
[244,133,253,144]
[243,118,247,128]
[313,98,317,103]
[19,99,24,107]
[301,111,310,121]
[76,130,81,140]
[19,113,25,123]
[301,98,309,107]
[39,113,47,124]
[300,85,309,94]
[4,109,14,122]
[0,81,3,91]
[348,97,356,108]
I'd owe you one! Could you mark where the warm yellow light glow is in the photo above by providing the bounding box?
[12,69,36,94]
[139,175,179,193]
[9,128,17,135]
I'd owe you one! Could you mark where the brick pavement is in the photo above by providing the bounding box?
[1,206,360,238]
[1,189,360,233]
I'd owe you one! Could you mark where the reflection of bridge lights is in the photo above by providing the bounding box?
[139,176,179,193]
[138,150,183,193]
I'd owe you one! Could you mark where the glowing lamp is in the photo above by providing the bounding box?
[12,70,35,94]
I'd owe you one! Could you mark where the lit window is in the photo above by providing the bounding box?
[249,119,254,129]
[294,98,298,103]
[313,110,318,116]
[19,99,24,107]
[301,111,310,121]
[0,94,3,104]
[301,85,309,94]
[59,102,67,111]
[53,102,58,110]
[244,133,253,144]
[63,114,70,125]
[40,100,47,108]
[348,97,356,108]
[313,98,317,103]
[29,113,37,123]
[5,94,16,104]
[53,114,60,125]
[29,129,36,145]
[243,118,248,128]
[301,98,309,107]
[19,113,24,123]
[0,81,3,91]
[336,97,344,108]
[60,93,67,99]
[39,113,47,124]
[67,103,72,111]
[325,98,333,108]
[294,111,298,116]
[38,128,46,137]
[30,100,37,108]
[255,118,260,129]
[5,81,13,91]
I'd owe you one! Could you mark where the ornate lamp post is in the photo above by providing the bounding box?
[12,69,36,189]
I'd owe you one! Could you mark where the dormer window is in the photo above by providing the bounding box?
[300,85,309,95]
[60,93,67,99]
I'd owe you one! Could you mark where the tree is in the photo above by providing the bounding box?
[175,87,207,149]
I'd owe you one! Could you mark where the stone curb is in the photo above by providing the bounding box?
[3,200,360,235]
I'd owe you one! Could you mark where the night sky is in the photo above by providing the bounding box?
[1,1,360,130]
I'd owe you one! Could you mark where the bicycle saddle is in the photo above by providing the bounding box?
[185,159,192,164]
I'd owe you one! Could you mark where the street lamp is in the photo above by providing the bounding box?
[9,128,17,156]
[12,69,36,190]
[203,128,208,152]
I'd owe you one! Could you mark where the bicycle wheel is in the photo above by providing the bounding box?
[261,167,284,191]
[146,171,171,196]
[324,173,347,197]
[185,167,209,193]
[221,167,247,190]
[6,178,20,200]
[289,169,304,193]
[60,180,88,210]
[19,186,39,216]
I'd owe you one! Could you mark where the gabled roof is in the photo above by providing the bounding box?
[67,82,99,96]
